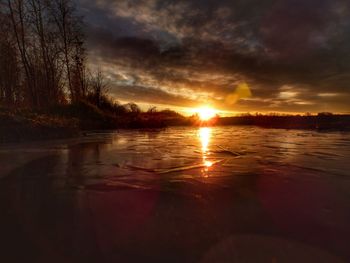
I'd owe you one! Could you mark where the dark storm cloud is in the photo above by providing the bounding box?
[79,0,350,113]
[109,84,198,107]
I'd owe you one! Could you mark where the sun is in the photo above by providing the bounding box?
[197,107,217,121]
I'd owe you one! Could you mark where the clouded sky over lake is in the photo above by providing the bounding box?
[79,0,350,114]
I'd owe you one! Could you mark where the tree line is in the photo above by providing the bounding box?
[0,0,104,109]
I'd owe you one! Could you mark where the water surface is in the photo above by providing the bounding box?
[0,126,350,262]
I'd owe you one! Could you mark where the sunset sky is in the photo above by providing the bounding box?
[79,0,350,115]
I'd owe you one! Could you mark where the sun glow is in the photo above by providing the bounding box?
[197,107,217,121]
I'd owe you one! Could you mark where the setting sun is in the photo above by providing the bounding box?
[197,107,217,121]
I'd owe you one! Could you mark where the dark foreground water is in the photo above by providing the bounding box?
[0,126,350,262]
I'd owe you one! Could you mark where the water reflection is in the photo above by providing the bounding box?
[200,127,211,152]
[1,127,350,262]
[199,127,213,177]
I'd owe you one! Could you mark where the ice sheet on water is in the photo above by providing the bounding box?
[1,126,350,183]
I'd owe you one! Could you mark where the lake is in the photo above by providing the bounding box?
[0,126,350,262]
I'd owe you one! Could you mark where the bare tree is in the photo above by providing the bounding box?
[89,69,108,107]
[48,0,85,102]
[0,7,20,106]
[7,0,38,106]
[1,0,89,108]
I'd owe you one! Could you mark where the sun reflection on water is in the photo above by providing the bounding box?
[199,127,213,176]
[200,127,211,152]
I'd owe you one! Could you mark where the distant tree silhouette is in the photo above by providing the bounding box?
[88,69,109,107]
[147,106,157,113]
[318,112,334,116]
[126,103,141,114]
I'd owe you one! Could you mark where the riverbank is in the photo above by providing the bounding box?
[0,103,190,143]
[0,108,79,143]
[217,114,350,131]
[1,105,350,143]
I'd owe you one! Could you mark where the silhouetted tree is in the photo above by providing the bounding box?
[0,7,21,106]
[1,0,86,108]
[125,103,141,114]
[147,106,157,113]
[88,69,108,107]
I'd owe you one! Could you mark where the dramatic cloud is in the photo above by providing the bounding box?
[79,0,350,114]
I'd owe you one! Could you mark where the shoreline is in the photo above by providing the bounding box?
[1,122,350,145]
[1,106,350,144]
